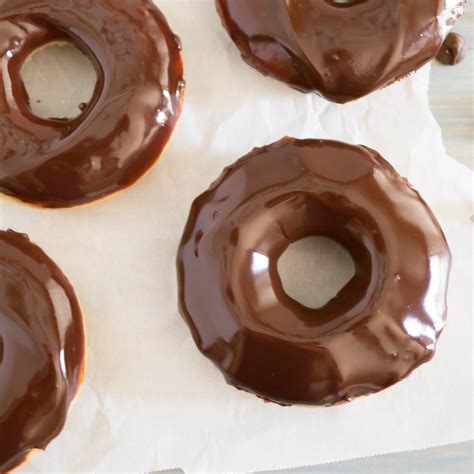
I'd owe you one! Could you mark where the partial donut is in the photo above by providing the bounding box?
[216,0,465,103]
[0,0,184,208]
[177,137,451,406]
[0,230,85,471]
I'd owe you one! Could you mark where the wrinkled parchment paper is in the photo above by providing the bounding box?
[4,1,472,472]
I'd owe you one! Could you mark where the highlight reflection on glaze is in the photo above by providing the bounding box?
[0,230,85,472]
[177,137,451,406]
[216,0,465,103]
[0,0,184,208]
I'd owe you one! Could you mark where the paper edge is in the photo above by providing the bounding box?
[166,438,473,473]
[246,438,474,474]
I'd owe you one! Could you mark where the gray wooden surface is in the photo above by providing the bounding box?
[430,7,473,170]
[262,442,474,474]
[162,7,474,474]
[160,441,473,473]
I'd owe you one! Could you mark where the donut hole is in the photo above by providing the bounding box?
[277,236,355,309]
[21,42,97,120]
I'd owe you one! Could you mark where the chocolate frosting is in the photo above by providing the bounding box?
[216,0,465,103]
[0,0,184,208]
[0,230,85,472]
[177,137,451,406]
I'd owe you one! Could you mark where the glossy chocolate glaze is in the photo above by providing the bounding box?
[177,137,451,406]
[0,0,184,208]
[216,0,465,103]
[0,230,85,472]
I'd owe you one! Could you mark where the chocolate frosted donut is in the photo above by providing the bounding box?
[216,0,465,103]
[0,231,85,472]
[0,0,184,208]
[177,138,451,406]
[0,230,85,471]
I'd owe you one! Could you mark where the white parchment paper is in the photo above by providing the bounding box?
[3,1,472,472]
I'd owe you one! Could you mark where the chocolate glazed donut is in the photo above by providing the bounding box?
[0,230,85,472]
[0,0,184,208]
[216,0,465,103]
[177,138,451,406]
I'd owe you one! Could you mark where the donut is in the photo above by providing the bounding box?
[216,0,466,103]
[177,137,451,406]
[0,0,184,208]
[0,230,85,472]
